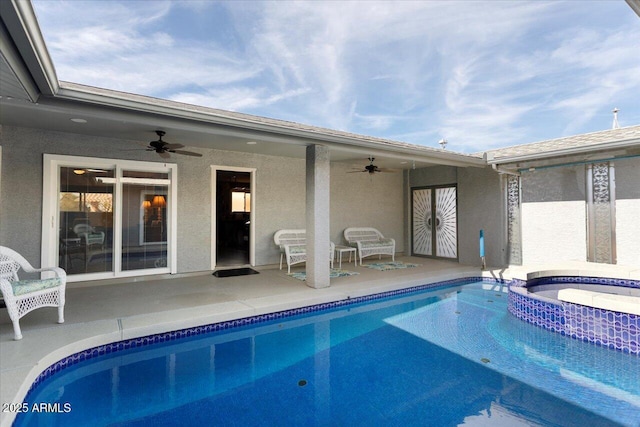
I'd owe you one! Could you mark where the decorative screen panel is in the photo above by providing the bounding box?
[435,187,458,258]
[506,175,522,265]
[587,162,616,264]
[412,189,432,256]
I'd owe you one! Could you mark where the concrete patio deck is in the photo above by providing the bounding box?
[1,256,482,426]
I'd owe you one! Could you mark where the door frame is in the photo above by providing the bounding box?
[411,184,459,260]
[210,165,256,269]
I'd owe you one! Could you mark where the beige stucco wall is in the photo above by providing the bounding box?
[330,161,404,248]
[521,201,587,263]
[518,158,640,267]
[615,158,640,266]
[0,126,404,276]
[520,166,587,264]
[457,167,505,267]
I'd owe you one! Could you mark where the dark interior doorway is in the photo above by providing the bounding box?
[216,170,251,266]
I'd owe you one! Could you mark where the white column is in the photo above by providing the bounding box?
[306,145,330,288]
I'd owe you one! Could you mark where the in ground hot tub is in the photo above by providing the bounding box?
[508,274,640,355]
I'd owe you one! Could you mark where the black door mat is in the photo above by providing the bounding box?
[213,268,259,278]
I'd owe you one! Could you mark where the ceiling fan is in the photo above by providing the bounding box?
[348,157,397,174]
[147,130,202,158]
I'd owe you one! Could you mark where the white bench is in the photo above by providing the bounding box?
[344,227,395,265]
[273,230,334,274]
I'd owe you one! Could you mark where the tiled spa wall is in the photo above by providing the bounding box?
[508,276,639,355]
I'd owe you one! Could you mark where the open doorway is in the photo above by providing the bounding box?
[215,170,251,266]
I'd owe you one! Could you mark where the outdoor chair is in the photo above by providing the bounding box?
[344,227,395,265]
[73,223,105,268]
[0,246,66,340]
[274,229,306,270]
[274,230,335,273]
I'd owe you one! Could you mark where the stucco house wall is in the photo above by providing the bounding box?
[520,165,587,264]
[0,125,405,275]
[330,161,404,250]
[457,167,505,267]
[613,157,640,266]
[518,158,640,267]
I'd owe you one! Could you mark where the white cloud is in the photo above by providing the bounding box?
[32,0,640,152]
[171,87,312,112]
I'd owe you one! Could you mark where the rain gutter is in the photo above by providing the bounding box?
[516,153,640,174]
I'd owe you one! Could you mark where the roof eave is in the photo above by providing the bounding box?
[0,0,58,97]
[56,82,486,168]
[485,138,640,165]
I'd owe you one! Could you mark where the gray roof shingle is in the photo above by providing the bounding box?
[481,125,640,163]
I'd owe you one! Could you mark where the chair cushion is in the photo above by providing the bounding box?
[360,239,394,248]
[11,278,62,296]
[287,245,306,254]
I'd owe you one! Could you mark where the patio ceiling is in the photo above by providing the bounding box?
[0,0,485,171]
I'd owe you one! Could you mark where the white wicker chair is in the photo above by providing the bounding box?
[274,229,306,270]
[0,246,67,340]
[274,230,335,273]
[344,227,395,265]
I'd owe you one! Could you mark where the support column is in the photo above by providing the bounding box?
[306,145,330,288]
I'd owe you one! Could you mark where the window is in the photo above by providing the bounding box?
[43,155,177,281]
[231,191,251,213]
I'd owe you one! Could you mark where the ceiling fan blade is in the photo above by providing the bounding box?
[347,170,367,173]
[158,151,171,159]
[163,143,185,150]
[173,150,203,157]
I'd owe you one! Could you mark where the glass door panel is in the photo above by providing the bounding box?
[58,166,114,274]
[412,188,432,256]
[435,187,458,258]
[121,170,169,271]
[411,185,458,260]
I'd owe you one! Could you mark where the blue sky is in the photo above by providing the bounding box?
[32,0,640,153]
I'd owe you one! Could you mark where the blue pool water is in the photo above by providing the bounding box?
[15,281,640,426]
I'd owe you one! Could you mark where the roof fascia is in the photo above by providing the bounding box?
[0,18,39,101]
[626,0,640,18]
[0,0,58,96]
[55,83,486,168]
[485,138,640,166]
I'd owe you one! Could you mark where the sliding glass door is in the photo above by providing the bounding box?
[58,166,114,275]
[121,170,169,271]
[43,155,177,281]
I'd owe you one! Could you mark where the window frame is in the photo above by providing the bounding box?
[42,154,178,282]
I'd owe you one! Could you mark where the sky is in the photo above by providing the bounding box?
[31,0,640,153]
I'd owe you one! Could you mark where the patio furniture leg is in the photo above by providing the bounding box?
[58,305,65,323]
[12,319,22,341]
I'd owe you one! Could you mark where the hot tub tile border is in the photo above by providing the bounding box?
[508,275,639,355]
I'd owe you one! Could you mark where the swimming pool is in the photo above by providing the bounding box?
[14,280,640,426]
